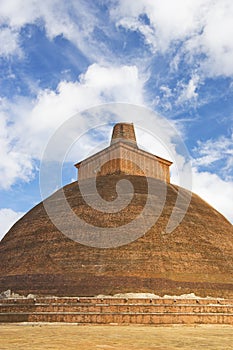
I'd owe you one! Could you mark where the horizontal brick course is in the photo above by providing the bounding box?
[1,297,233,324]
[1,174,232,299]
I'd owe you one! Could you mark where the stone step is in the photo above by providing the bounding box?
[1,298,233,305]
[0,312,233,324]
[1,304,233,314]
[1,298,233,324]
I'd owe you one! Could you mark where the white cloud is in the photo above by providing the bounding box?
[176,75,200,104]
[0,106,34,189]
[20,63,144,160]
[111,0,233,77]
[0,0,38,27]
[112,0,208,52]
[188,0,233,77]
[0,63,145,189]
[2,1,233,77]
[193,133,233,179]
[192,168,233,224]
[0,27,21,57]
[0,0,91,35]
[0,0,102,61]
[0,208,24,241]
[160,86,172,98]
[187,133,233,223]
[155,75,200,110]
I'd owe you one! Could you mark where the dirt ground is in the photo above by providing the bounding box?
[0,324,232,350]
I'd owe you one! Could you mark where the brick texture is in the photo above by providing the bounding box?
[0,297,233,324]
[0,175,232,298]
[75,123,172,182]
[76,142,171,182]
[111,123,137,146]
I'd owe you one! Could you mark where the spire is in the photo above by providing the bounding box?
[110,122,137,147]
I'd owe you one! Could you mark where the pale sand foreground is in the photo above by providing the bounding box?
[0,324,233,350]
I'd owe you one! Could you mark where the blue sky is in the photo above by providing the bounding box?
[0,0,233,239]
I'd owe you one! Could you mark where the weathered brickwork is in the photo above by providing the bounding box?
[1,122,233,324]
[76,141,172,182]
[0,297,233,324]
[75,123,172,182]
[1,174,233,299]
[111,123,137,147]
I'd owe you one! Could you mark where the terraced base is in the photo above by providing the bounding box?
[1,297,233,325]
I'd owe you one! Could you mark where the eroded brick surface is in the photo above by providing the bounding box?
[0,175,232,298]
[75,123,172,182]
[0,297,233,324]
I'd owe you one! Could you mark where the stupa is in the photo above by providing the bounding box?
[0,122,233,298]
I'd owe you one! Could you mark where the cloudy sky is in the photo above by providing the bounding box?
[0,0,233,240]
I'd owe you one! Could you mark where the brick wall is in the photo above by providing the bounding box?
[76,143,171,183]
[111,123,137,147]
[0,297,233,324]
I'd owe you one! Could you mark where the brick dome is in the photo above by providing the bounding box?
[0,174,233,298]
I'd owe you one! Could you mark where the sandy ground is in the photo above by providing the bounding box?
[0,324,233,350]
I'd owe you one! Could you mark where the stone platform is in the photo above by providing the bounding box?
[1,297,233,324]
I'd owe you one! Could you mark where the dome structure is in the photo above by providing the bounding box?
[0,123,233,298]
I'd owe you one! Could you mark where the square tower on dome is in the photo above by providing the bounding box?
[75,123,172,183]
